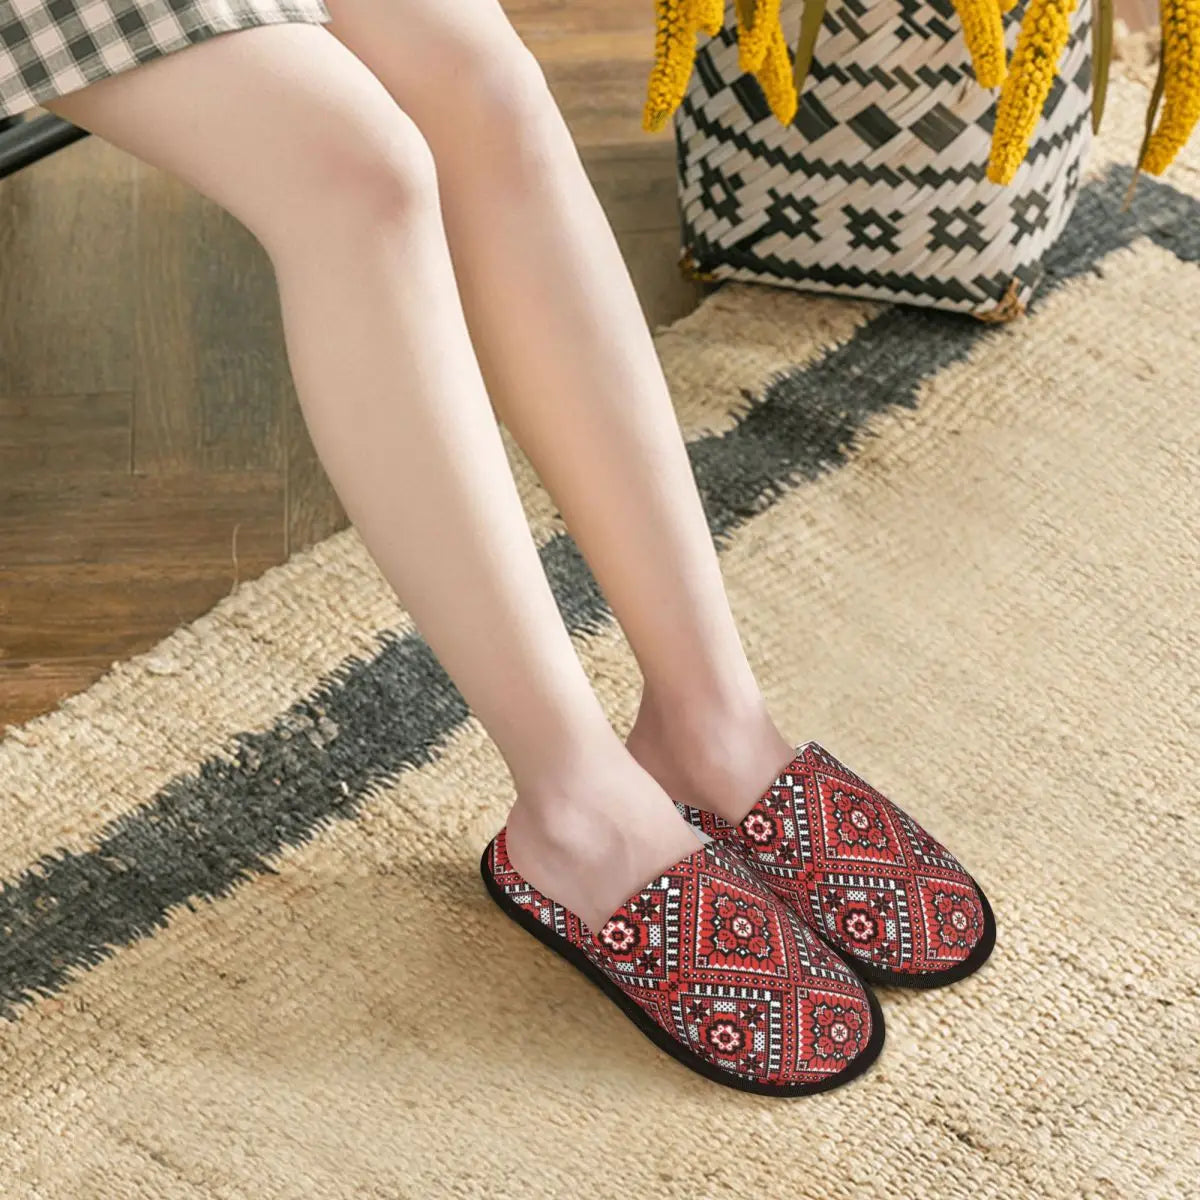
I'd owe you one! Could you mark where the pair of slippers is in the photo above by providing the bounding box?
[481,741,996,1096]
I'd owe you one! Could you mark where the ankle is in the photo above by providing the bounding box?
[625,687,795,825]
[509,745,641,824]
[501,719,625,802]
[503,761,702,931]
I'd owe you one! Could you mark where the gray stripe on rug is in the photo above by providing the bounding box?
[1,163,1196,1019]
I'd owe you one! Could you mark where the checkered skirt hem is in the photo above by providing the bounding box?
[0,0,332,119]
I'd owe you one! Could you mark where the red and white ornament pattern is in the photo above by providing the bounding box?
[486,827,876,1087]
[681,742,988,977]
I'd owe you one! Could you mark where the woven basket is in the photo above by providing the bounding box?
[674,0,1096,319]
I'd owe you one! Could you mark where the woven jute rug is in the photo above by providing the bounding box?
[2,64,1197,1199]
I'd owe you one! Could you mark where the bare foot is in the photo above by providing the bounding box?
[624,689,796,826]
[503,755,704,933]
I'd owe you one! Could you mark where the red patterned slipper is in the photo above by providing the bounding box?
[481,827,884,1095]
[678,742,996,989]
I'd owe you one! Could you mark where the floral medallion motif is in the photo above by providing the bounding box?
[697,878,787,975]
[804,995,870,1072]
[678,741,993,981]
[825,889,897,963]
[922,884,984,957]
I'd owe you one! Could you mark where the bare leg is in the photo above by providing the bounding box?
[320,0,797,818]
[42,22,701,931]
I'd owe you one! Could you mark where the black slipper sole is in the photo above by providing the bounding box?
[821,875,997,990]
[479,842,886,1097]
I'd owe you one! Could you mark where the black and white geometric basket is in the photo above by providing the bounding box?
[675,0,1096,319]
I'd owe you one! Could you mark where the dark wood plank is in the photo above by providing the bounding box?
[521,13,665,152]
[284,390,347,556]
[0,660,114,732]
[133,168,287,474]
[0,391,131,477]
[129,170,200,473]
[581,140,682,235]
[0,562,278,663]
[0,130,134,398]
[616,228,704,332]
[188,204,290,474]
[0,471,282,567]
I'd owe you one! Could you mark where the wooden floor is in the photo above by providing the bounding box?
[0,0,1157,730]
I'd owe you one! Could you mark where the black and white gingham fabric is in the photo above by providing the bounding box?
[674,0,1095,316]
[0,0,331,119]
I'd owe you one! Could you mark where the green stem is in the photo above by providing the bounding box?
[792,0,828,104]
[1092,0,1114,133]
[1124,32,1167,210]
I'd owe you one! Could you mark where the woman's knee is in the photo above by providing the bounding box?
[307,119,439,222]
[253,110,441,256]
[392,25,564,168]
[457,36,554,127]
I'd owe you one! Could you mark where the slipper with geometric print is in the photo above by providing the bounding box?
[481,826,885,1095]
[678,742,996,989]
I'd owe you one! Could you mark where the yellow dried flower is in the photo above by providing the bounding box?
[695,0,725,36]
[739,0,783,73]
[1140,0,1200,173]
[755,16,801,124]
[643,2,705,133]
[986,0,1078,185]
[951,0,1009,88]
